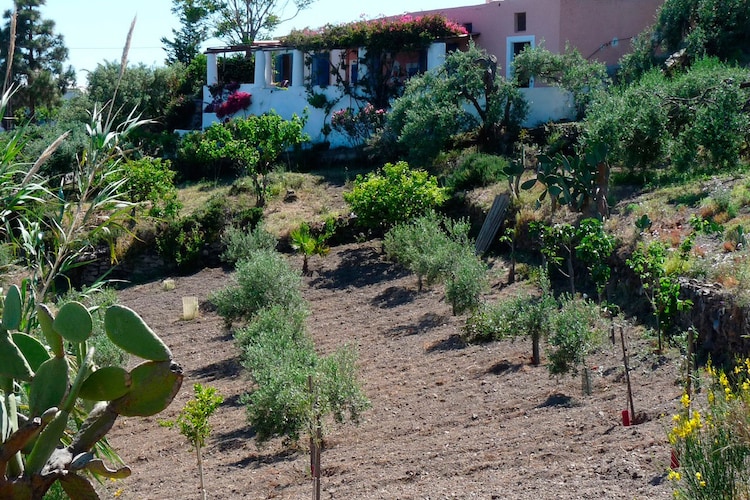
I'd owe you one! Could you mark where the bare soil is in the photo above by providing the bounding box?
[102,237,681,500]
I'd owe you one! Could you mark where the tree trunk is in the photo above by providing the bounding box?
[196,445,206,500]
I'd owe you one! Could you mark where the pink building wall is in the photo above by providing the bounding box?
[410,0,663,75]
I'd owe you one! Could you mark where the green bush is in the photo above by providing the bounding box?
[233,304,308,352]
[242,337,369,444]
[221,223,277,265]
[382,42,527,164]
[113,157,182,219]
[463,271,556,365]
[445,250,489,315]
[584,58,750,177]
[345,161,447,230]
[210,249,304,324]
[446,152,510,191]
[546,294,603,377]
[384,213,473,290]
[383,212,453,290]
[176,112,308,206]
[156,195,229,271]
[463,294,536,343]
[384,212,487,314]
[240,330,317,444]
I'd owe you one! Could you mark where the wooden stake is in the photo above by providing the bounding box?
[308,376,321,500]
[686,327,695,400]
[620,326,636,423]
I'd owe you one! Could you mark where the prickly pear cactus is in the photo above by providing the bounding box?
[0,285,183,499]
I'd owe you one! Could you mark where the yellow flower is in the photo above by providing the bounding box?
[708,390,715,405]
[700,480,706,487]
[668,470,682,481]
[695,472,702,480]
[681,393,691,408]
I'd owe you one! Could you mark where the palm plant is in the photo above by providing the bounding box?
[290,220,334,275]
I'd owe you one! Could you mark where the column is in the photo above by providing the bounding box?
[292,50,304,87]
[264,50,273,87]
[206,53,218,86]
[427,42,447,71]
[253,50,265,88]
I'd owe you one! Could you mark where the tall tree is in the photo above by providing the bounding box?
[619,0,750,82]
[209,0,316,46]
[162,0,214,65]
[0,0,75,118]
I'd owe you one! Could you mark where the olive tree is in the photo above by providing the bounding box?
[382,42,527,165]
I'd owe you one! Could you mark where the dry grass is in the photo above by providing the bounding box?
[263,171,349,237]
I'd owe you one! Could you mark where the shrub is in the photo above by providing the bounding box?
[177,112,309,206]
[463,273,556,365]
[242,338,369,445]
[233,304,308,352]
[113,157,182,219]
[344,161,447,230]
[384,212,486,314]
[445,152,510,191]
[445,248,488,315]
[546,294,603,377]
[668,361,750,499]
[382,42,527,164]
[383,212,453,290]
[584,59,750,178]
[463,294,535,343]
[156,195,230,271]
[210,249,304,324]
[240,329,317,444]
[221,223,277,265]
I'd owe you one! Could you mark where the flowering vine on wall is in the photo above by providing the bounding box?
[205,82,253,120]
[284,14,468,53]
[330,104,386,148]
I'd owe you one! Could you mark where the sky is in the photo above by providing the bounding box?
[1,0,477,87]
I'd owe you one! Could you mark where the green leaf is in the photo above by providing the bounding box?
[54,301,93,343]
[2,285,22,330]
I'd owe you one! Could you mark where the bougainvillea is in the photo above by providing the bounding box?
[284,14,468,53]
[216,91,252,119]
[330,104,386,147]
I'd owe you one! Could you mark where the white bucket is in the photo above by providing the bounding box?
[182,296,199,320]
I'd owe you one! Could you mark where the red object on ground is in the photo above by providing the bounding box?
[621,409,630,426]
[670,449,679,469]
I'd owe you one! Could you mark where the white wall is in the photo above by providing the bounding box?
[202,84,576,148]
[520,87,576,127]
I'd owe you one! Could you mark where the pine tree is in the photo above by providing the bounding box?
[0,0,75,119]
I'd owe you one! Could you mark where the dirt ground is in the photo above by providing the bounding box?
[101,237,682,500]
